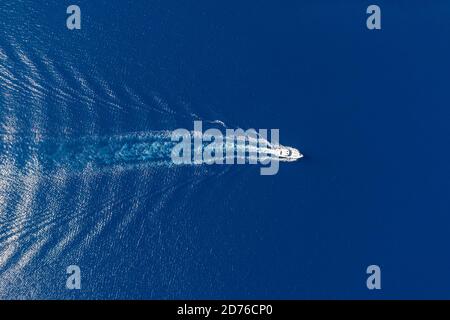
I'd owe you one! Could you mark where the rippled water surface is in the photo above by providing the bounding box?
[2,1,450,299]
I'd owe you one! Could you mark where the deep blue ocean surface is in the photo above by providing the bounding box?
[1,1,450,299]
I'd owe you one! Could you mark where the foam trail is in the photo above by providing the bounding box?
[39,131,177,169]
[0,130,277,171]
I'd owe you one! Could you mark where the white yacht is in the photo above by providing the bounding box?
[271,146,303,162]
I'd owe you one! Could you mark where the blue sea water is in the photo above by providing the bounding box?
[1,0,450,299]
